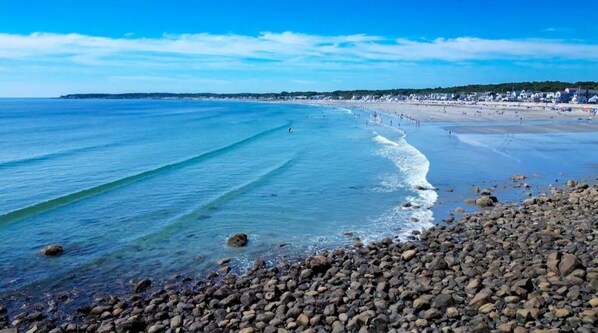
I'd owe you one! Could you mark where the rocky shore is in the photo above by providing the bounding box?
[2,182,597,333]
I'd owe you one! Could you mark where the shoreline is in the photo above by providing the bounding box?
[289,100,596,127]
[2,180,596,332]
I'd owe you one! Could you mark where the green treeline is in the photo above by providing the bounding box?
[60,81,598,100]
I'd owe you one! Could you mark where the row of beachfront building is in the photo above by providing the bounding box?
[396,87,598,104]
[285,87,598,104]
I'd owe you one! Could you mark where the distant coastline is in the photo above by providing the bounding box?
[59,80,598,102]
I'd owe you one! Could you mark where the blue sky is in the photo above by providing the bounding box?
[0,0,597,97]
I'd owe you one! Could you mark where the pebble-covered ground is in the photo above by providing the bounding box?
[1,181,597,333]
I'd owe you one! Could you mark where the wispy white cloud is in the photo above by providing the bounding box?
[0,32,596,68]
[290,79,317,85]
[542,27,572,33]
[1,31,596,96]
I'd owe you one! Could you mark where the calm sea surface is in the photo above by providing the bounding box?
[0,99,595,304]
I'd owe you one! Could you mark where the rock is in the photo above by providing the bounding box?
[512,174,526,181]
[134,278,151,293]
[497,322,517,332]
[469,291,492,309]
[427,258,448,270]
[413,295,433,310]
[478,303,495,313]
[554,308,571,318]
[522,198,536,206]
[547,251,561,273]
[227,233,248,247]
[170,315,182,328]
[401,249,417,261]
[479,188,492,195]
[566,180,577,187]
[472,323,490,333]
[455,207,464,213]
[40,244,63,256]
[558,254,581,275]
[465,198,477,205]
[432,294,454,310]
[423,308,441,319]
[589,298,598,307]
[475,196,495,207]
[446,307,459,318]
[97,323,115,333]
[331,321,344,333]
[217,258,231,265]
[306,255,330,271]
[297,314,309,327]
[415,318,428,327]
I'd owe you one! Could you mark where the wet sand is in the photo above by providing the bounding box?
[447,122,598,134]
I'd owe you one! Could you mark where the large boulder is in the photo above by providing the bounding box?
[558,254,582,276]
[40,244,63,256]
[227,233,248,247]
[475,196,495,207]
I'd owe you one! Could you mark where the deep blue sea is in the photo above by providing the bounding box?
[0,99,595,306]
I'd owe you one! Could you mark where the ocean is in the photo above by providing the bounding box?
[0,99,436,302]
[0,99,595,305]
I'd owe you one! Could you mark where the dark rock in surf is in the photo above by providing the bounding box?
[227,233,248,247]
[40,244,63,256]
[133,279,152,293]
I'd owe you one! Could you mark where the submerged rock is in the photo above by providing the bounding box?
[40,244,63,256]
[133,279,151,293]
[227,233,248,247]
[512,174,526,181]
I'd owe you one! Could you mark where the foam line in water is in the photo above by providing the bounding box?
[0,141,123,170]
[371,132,438,228]
[0,123,290,225]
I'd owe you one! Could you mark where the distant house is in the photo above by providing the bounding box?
[555,91,571,103]
[588,95,598,104]
[570,89,598,104]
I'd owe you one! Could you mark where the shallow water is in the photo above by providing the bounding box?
[0,99,434,300]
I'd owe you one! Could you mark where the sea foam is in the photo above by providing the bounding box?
[372,131,437,239]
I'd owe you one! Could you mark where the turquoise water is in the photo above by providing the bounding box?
[0,99,435,300]
[1,99,596,305]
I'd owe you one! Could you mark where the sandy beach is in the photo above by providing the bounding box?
[294,100,597,130]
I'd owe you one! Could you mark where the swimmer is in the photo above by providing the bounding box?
[288,127,293,133]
